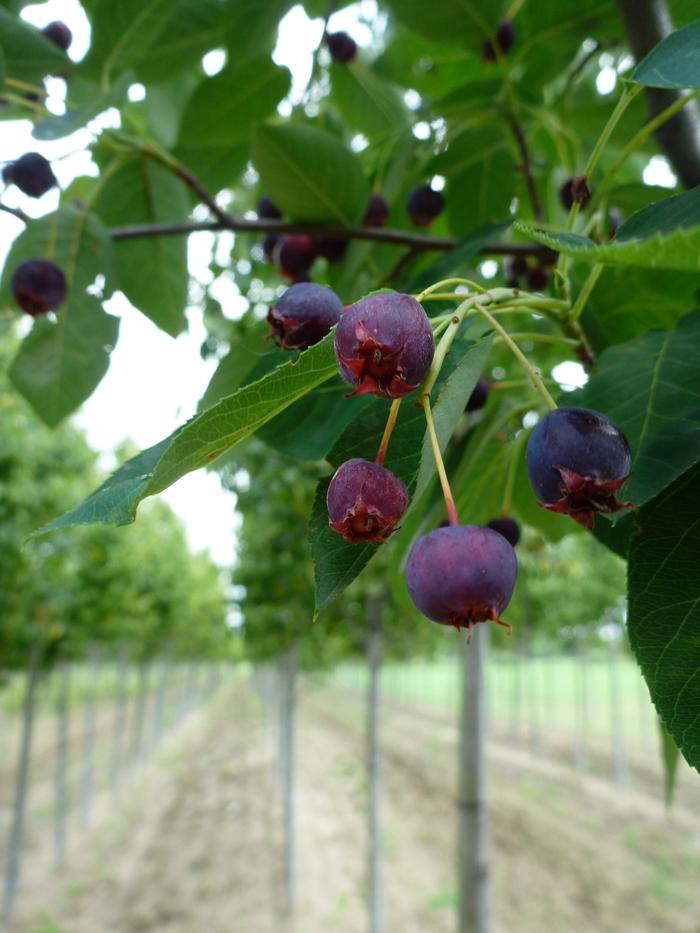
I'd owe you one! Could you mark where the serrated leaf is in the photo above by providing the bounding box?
[222,0,293,67]
[0,8,68,84]
[133,0,223,84]
[253,123,369,225]
[310,330,493,610]
[447,148,515,233]
[381,0,500,44]
[91,156,188,336]
[516,186,700,271]
[39,335,339,534]
[632,19,700,89]
[568,310,700,508]
[628,462,700,773]
[1,208,119,425]
[329,61,409,141]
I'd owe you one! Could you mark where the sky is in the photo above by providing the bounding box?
[1,2,676,564]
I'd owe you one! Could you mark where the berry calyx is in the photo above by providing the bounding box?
[12,259,67,315]
[487,517,521,547]
[273,234,317,280]
[41,21,72,51]
[483,20,516,61]
[5,152,56,198]
[465,377,490,412]
[326,31,357,64]
[560,176,591,210]
[526,406,632,529]
[406,525,517,634]
[327,458,408,544]
[257,196,282,219]
[268,282,343,350]
[363,194,389,227]
[334,292,435,398]
[407,185,445,227]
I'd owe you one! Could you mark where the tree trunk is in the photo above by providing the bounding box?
[608,644,628,784]
[109,655,129,792]
[2,642,42,924]
[574,649,589,773]
[129,662,150,764]
[458,625,491,933]
[280,644,298,913]
[79,650,100,828]
[366,598,383,933]
[53,662,70,868]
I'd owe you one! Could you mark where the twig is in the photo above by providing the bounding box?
[507,113,544,222]
[0,203,30,224]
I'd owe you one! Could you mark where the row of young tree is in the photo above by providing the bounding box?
[0,335,233,669]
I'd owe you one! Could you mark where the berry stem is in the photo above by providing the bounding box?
[375,398,402,467]
[416,277,486,301]
[421,394,460,526]
[567,263,603,323]
[474,305,558,411]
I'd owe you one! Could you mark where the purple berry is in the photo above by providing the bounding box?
[327,31,357,64]
[526,406,632,529]
[327,458,408,544]
[268,282,343,351]
[465,377,490,412]
[487,517,521,547]
[526,266,549,291]
[363,194,389,227]
[257,196,282,219]
[273,234,317,280]
[407,185,445,227]
[41,20,72,51]
[483,20,516,61]
[334,292,435,398]
[5,152,56,198]
[12,259,67,315]
[560,176,591,211]
[315,237,348,263]
[406,525,517,633]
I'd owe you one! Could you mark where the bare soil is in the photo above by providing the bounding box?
[11,680,700,933]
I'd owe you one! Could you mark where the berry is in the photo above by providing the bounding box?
[526,406,632,529]
[487,517,521,547]
[273,235,317,280]
[12,259,67,315]
[483,20,516,61]
[326,31,357,64]
[327,458,408,544]
[262,234,279,261]
[334,292,435,397]
[315,237,348,263]
[363,194,389,227]
[268,282,343,350]
[465,377,489,412]
[560,176,591,211]
[257,196,282,219]
[407,185,445,227]
[2,164,14,185]
[41,21,72,52]
[406,525,517,633]
[526,265,549,291]
[5,152,56,198]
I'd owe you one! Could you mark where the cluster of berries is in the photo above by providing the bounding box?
[267,284,632,638]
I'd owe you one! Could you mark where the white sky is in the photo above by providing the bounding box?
[0,2,676,564]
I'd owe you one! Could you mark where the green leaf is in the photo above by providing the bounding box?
[175,58,290,192]
[632,19,700,89]
[222,0,294,67]
[82,0,178,86]
[447,148,515,233]
[569,310,700,508]
[628,462,700,773]
[658,717,681,806]
[133,0,224,83]
[381,0,501,45]
[253,123,369,225]
[310,331,493,611]
[91,157,189,336]
[39,335,339,534]
[516,186,700,271]
[1,208,119,425]
[329,61,409,141]
[0,8,68,83]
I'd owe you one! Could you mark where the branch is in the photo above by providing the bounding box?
[107,214,555,259]
[615,0,700,188]
[507,113,544,222]
[0,202,30,224]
